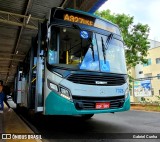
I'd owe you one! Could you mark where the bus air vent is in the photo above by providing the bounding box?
[72,95,125,110]
[67,74,126,86]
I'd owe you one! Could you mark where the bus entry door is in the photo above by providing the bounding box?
[35,23,44,112]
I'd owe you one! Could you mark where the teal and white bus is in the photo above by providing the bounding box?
[14,7,130,119]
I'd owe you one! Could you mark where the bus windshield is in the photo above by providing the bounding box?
[48,26,127,74]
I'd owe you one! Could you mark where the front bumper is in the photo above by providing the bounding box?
[45,91,130,115]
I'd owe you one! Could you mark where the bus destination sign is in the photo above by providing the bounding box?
[63,13,118,34]
[64,14,94,26]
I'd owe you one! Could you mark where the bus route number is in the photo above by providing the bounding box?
[64,14,93,26]
[116,89,124,94]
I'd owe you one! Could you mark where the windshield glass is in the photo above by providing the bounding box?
[96,34,127,74]
[48,26,127,74]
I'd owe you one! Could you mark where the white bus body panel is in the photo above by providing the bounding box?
[60,79,127,97]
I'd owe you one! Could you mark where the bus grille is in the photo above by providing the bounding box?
[72,95,125,110]
[67,74,126,86]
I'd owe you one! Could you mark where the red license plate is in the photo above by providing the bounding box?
[96,102,110,109]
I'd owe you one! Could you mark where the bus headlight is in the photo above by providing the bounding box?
[49,82,59,92]
[60,87,72,101]
[125,88,129,99]
[48,79,72,101]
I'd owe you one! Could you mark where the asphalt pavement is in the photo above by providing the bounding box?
[25,110,160,142]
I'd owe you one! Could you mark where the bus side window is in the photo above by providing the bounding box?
[48,50,58,64]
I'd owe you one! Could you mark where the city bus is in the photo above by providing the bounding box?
[14,7,130,119]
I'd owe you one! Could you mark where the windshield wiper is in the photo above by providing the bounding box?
[72,24,95,61]
[105,33,113,50]
[101,34,113,64]
[101,37,106,64]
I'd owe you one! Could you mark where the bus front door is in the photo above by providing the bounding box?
[35,23,44,112]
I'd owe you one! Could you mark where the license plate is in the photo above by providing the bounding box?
[96,102,110,109]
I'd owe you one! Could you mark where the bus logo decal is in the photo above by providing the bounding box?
[80,31,89,39]
[95,81,108,85]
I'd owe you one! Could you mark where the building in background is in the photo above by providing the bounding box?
[130,39,160,103]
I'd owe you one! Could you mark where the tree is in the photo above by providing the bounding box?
[95,10,150,69]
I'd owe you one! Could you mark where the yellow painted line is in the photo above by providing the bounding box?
[32,65,36,70]
[32,78,36,83]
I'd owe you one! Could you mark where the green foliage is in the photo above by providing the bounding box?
[141,97,145,102]
[156,95,160,101]
[128,74,134,90]
[95,10,150,69]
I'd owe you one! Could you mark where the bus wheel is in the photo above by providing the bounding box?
[81,114,94,119]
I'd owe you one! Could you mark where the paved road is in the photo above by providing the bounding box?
[27,110,160,142]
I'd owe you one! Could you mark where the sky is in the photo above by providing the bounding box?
[99,0,160,41]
